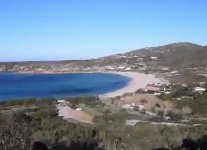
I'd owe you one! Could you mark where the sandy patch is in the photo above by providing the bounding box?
[57,104,93,124]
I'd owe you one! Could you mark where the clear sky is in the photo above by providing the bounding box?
[0,0,207,62]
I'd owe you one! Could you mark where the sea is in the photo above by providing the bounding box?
[0,72,130,101]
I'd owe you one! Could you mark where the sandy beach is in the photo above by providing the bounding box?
[101,72,168,97]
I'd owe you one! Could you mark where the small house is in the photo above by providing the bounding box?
[194,87,206,93]
[150,56,158,60]
[57,99,66,103]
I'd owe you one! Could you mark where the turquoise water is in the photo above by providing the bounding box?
[0,73,130,101]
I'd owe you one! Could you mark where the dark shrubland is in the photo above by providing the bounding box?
[1,98,207,150]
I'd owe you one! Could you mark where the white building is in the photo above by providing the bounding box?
[118,66,125,69]
[57,99,66,103]
[125,67,131,71]
[194,87,206,93]
[150,56,158,60]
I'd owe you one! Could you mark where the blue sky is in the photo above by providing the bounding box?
[0,0,207,62]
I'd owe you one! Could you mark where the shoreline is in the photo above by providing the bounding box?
[101,72,167,97]
[1,71,168,98]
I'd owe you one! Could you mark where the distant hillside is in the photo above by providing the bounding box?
[0,42,207,74]
[131,42,207,68]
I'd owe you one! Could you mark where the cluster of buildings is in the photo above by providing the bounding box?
[143,83,171,95]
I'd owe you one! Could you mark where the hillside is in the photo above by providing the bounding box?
[1,42,207,79]
[136,42,207,68]
[96,42,207,70]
